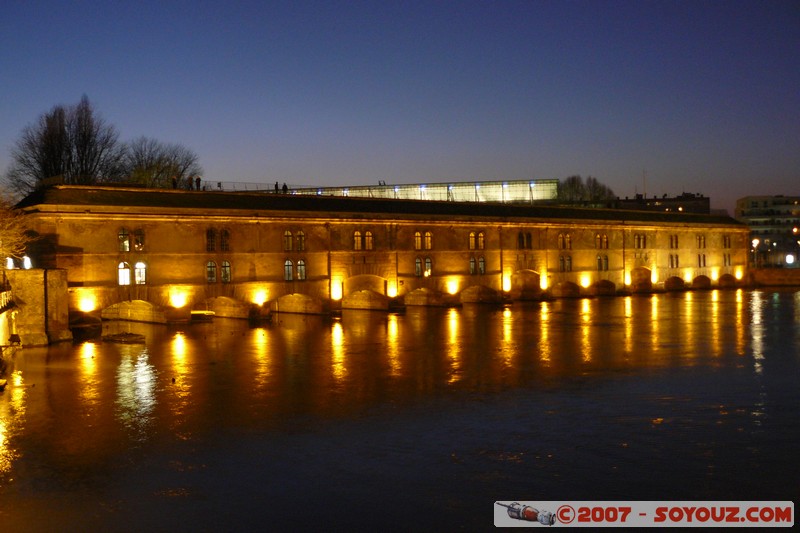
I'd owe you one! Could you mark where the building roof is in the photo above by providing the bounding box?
[17,185,744,228]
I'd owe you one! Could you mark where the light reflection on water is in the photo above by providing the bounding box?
[0,289,798,526]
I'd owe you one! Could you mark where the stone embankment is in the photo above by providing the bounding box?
[747,268,800,287]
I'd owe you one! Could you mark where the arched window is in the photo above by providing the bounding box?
[597,255,603,271]
[602,234,608,249]
[470,232,476,250]
[414,231,422,251]
[206,261,217,283]
[296,230,305,251]
[565,255,572,272]
[469,257,476,274]
[283,230,293,251]
[558,233,564,250]
[478,256,485,274]
[133,229,144,251]
[424,257,432,275]
[206,229,217,252]
[118,229,130,252]
[525,232,532,249]
[365,231,373,250]
[353,230,362,250]
[284,260,293,281]
[565,234,572,250]
[595,234,601,249]
[220,229,230,252]
[297,260,306,280]
[415,257,422,276]
[134,261,147,284]
[602,255,608,271]
[424,231,432,250]
[477,232,485,250]
[516,232,523,249]
[221,261,231,283]
[118,262,131,285]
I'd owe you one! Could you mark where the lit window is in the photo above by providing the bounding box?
[424,257,432,275]
[220,229,230,252]
[297,230,305,251]
[284,260,293,281]
[469,232,476,250]
[118,229,130,252]
[206,261,217,283]
[415,257,422,276]
[565,234,571,250]
[206,229,217,252]
[424,231,432,250]
[134,261,146,285]
[133,229,144,251]
[353,230,362,250]
[478,256,485,274]
[469,257,476,274]
[297,259,306,280]
[221,261,231,283]
[477,232,485,250]
[283,230,293,251]
[118,262,131,285]
[414,231,422,251]
[365,231,373,250]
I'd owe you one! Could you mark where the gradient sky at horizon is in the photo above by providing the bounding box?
[2,0,798,213]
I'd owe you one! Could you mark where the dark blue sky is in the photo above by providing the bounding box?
[2,0,798,212]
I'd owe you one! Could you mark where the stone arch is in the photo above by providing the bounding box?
[510,269,542,300]
[343,274,386,297]
[664,276,686,291]
[460,284,501,304]
[101,299,165,323]
[718,274,737,288]
[692,275,711,289]
[271,293,326,315]
[404,287,449,307]
[551,281,580,298]
[342,289,389,310]
[589,279,616,296]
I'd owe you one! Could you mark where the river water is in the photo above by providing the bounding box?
[1,289,798,531]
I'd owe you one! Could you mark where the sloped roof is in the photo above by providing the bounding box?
[17,185,744,227]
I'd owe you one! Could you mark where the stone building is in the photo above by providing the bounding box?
[14,185,749,323]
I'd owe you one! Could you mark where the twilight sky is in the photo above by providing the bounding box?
[1,0,798,213]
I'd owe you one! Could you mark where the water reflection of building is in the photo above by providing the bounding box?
[16,184,749,322]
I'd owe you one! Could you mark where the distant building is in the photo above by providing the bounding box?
[615,193,710,214]
[735,195,800,268]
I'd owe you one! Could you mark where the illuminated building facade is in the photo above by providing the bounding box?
[16,185,749,320]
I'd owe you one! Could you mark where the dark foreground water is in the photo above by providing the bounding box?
[1,290,798,531]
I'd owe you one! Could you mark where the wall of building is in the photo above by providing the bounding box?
[17,187,750,323]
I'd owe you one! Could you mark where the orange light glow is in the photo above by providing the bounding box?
[331,279,343,300]
[539,270,548,290]
[502,273,511,292]
[169,288,188,308]
[734,268,743,280]
[445,278,459,295]
[579,274,591,288]
[387,281,397,298]
[252,289,268,306]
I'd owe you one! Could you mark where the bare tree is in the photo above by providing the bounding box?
[124,137,202,188]
[0,191,31,261]
[4,95,126,196]
[557,175,616,204]
[557,175,586,202]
